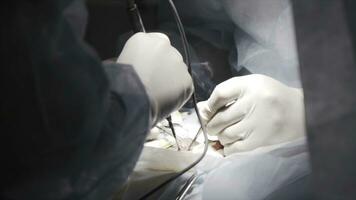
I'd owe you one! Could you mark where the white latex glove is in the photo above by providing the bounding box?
[198,74,305,155]
[118,33,193,125]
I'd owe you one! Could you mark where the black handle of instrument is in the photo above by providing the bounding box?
[127,0,146,33]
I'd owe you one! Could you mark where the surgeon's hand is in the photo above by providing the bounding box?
[118,33,193,125]
[198,74,305,155]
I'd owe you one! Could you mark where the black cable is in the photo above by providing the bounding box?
[167,116,180,151]
[127,0,179,152]
[137,0,209,199]
[127,0,146,32]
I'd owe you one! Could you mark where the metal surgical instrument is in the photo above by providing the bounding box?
[126,0,209,199]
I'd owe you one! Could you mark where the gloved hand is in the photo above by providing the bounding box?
[118,33,193,125]
[198,74,305,155]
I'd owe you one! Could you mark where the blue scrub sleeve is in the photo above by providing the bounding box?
[0,0,151,199]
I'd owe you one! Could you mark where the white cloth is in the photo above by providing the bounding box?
[118,112,309,200]
[186,138,310,200]
[223,0,301,87]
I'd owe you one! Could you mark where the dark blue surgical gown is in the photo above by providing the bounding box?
[0,0,151,199]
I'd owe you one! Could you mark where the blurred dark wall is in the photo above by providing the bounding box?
[293,0,356,199]
[85,0,129,59]
[85,0,159,59]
